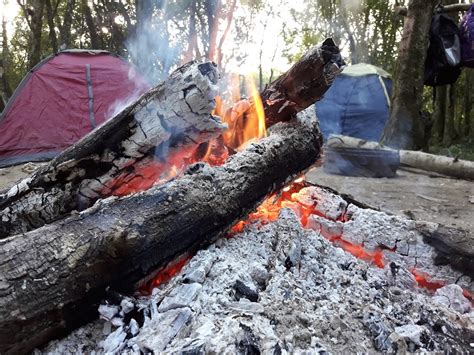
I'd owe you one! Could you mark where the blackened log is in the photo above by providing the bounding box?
[261,38,343,126]
[0,109,323,354]
[0,61,226,239]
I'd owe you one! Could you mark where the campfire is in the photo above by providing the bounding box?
[0,39,472,354]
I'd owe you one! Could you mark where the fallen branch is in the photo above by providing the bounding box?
[327,135,474,180]
[0,61,226,239]
[395,3,472,17]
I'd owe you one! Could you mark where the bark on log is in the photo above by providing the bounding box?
[0,61,226,239]
[327,135,474,180]
[0,110,323,355]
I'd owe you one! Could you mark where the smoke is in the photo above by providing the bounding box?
[126,2,184,85]
[341,0,362,12]
[106,2,185,118]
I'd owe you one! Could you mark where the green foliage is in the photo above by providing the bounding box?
[430,142,474,162]
[282,0,405,74]
[1,0,471,152]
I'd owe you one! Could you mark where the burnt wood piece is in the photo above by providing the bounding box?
[0,110,323,354]
[0,61,226,239]
[417,223,474,279]
[261,38,343,127]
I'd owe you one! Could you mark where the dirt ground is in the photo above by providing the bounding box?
[1,162,473,233]
[306,167,474,233]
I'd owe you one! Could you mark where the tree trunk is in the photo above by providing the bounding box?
[1,6,12,108]
[433,86,447,144]
[0,110,323,355]
[204,0,221,62]
[440,0,459,146]
[382,0,437,150]
[463,69,473,139]
[44,0,58,53]
[443,85,456,146]
[27,0,45,69]
[135,0,154,30]
[82,0,100,48]
[59,0,76,48]
[0,59,5,111]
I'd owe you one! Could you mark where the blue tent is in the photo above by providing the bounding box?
[315,63,392,142]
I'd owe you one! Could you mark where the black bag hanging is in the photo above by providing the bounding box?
[424,12,462,86]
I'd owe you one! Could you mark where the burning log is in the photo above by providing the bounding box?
[0,61,226,239]
[0,39,342,239]
[0,110,323,354]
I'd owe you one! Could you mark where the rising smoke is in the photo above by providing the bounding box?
[126,3,184,85]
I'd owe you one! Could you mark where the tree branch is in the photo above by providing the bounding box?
[395,3,472,16]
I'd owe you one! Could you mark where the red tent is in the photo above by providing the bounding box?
[0,50,150,167]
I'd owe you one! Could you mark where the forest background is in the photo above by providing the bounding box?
[0,0,473,159]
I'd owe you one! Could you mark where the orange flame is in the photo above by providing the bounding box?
[221,75,267,150]
[104,74,267,198]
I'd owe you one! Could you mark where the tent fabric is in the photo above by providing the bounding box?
[0,50,150,167]
[341,63,391,78]
[315,64,392,142]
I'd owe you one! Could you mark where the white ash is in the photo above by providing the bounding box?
[293,185,347,220]
[433,284,472,314]
[299,186,473,291]
[42,205,473,354]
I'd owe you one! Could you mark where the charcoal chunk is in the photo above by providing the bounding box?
[238,324,261,355]
[233,280,259,302]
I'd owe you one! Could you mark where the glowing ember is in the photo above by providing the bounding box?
[140,254,191,294]
[228,179,386,269]
[103,144,200,197]
[411,268,445,292]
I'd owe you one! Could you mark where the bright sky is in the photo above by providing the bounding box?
[0,0,323,75]
[0,1,19,35]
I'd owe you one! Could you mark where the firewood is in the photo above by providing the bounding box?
[0,110,323,354]
[0,38,342,239]
[327,135,474,180]
[0,61,227,239]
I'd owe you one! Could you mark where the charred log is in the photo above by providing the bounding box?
[261,38,343,126]
[0,61,226,239]
[0,110,323,354]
